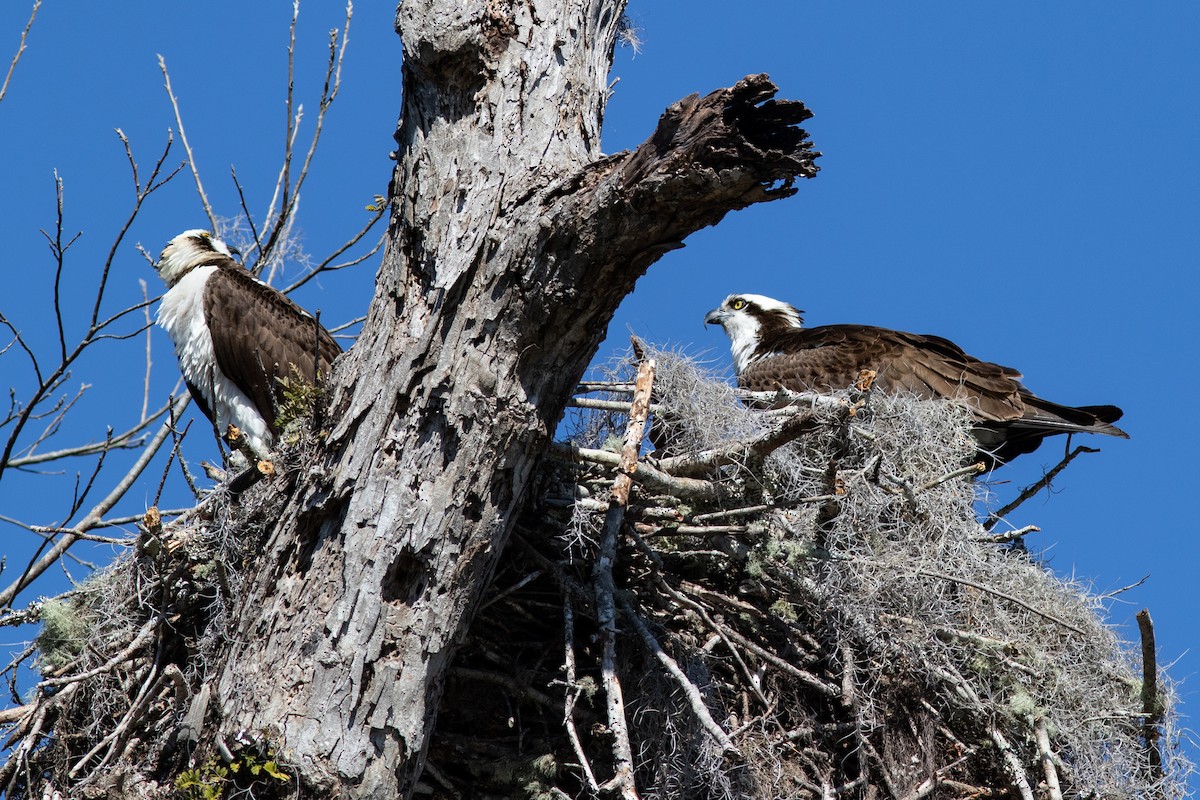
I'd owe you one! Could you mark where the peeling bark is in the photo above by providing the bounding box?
[212,2,817,796]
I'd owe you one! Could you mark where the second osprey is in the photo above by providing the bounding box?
[155,230,342,458]
[705,293,1127,464]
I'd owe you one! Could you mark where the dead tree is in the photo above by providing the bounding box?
[206,2,816,798]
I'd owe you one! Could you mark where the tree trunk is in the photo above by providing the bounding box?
[213,1,816,796]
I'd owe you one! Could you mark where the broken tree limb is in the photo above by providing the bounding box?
[1136,609,1164,783]
[619,74,817,196]
[592,356,655,800]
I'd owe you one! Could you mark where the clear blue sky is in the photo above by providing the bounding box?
[1,0,1197,779]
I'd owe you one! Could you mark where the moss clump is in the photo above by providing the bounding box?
[273,365,328,443]
[34,599,90,673]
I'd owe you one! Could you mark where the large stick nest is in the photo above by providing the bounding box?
[0,346,1188,800]
[433,346,1187,800]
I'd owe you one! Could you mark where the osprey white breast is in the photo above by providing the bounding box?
[156,265,273,456]
[153,229,343,461]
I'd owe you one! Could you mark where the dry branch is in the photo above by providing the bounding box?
[991,728,1035,800]
[1034,716,1064,800]
[621,597,736,754]
[0,0,39,106]
[913,568,1086,634]
[0,394,191,610]
[1137,609,1164,782]
[555,442,722,500]
[562,598,601,794]
[984,443,1098,530]
[157,56,216,231]
[592,356,654,800]
[654,407,817,477]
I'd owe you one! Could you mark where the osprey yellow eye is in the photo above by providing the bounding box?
[730,298,746,311]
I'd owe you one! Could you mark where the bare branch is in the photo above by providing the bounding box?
[576,382,637,395]
[561,598,601,794]
[41,172,80,363]
[157,56,217,231]
[22,382,88,458]
[68,663,181,778]
[328,315,366,336]
[280,207,384,295]
[1099,574,1150,600]
[915,568,1085,634]
[0,311,41,386]
[39,619,156,689]
[0,0,40,106]
[621,597,736,754]
[1034,716,1064,800]
[569,396,662,414]
[974,524,1040,545]
[0,132,179,484]
[92,131,182,335]
[139,280,152,422]
[984,443,1098,530]
[0,394,191,610]
[257,0,304,272]
[0,515,109,565]
[654,406,817,477]
[991,728,1035,800]
[6,398,174,468]
[553,443,721,500]
[230,165,264,259]
[654,575,827,703]
[263,0,353,275]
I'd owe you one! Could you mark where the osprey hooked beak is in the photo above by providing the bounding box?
[703,307,727,327]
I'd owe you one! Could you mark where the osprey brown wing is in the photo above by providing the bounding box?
[203,264,342,432]
[742,324,1031,422]
[708,293,1127,465]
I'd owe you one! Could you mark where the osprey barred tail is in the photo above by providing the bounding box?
[155,230,341,458]
[704,293,1128,465]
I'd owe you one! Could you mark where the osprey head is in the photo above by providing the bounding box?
[704,293,804,374]
[156,229,240,287]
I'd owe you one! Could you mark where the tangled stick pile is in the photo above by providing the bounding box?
[0,465,298,797]
[434,345,1186,799]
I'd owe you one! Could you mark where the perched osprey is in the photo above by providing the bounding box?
[704,293,1128,464]
[155,230,341,458]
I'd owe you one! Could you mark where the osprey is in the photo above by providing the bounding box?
[155,230,341,458]
[704,293,1128,464]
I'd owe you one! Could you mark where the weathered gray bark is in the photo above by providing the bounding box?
[213,1,816,797]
